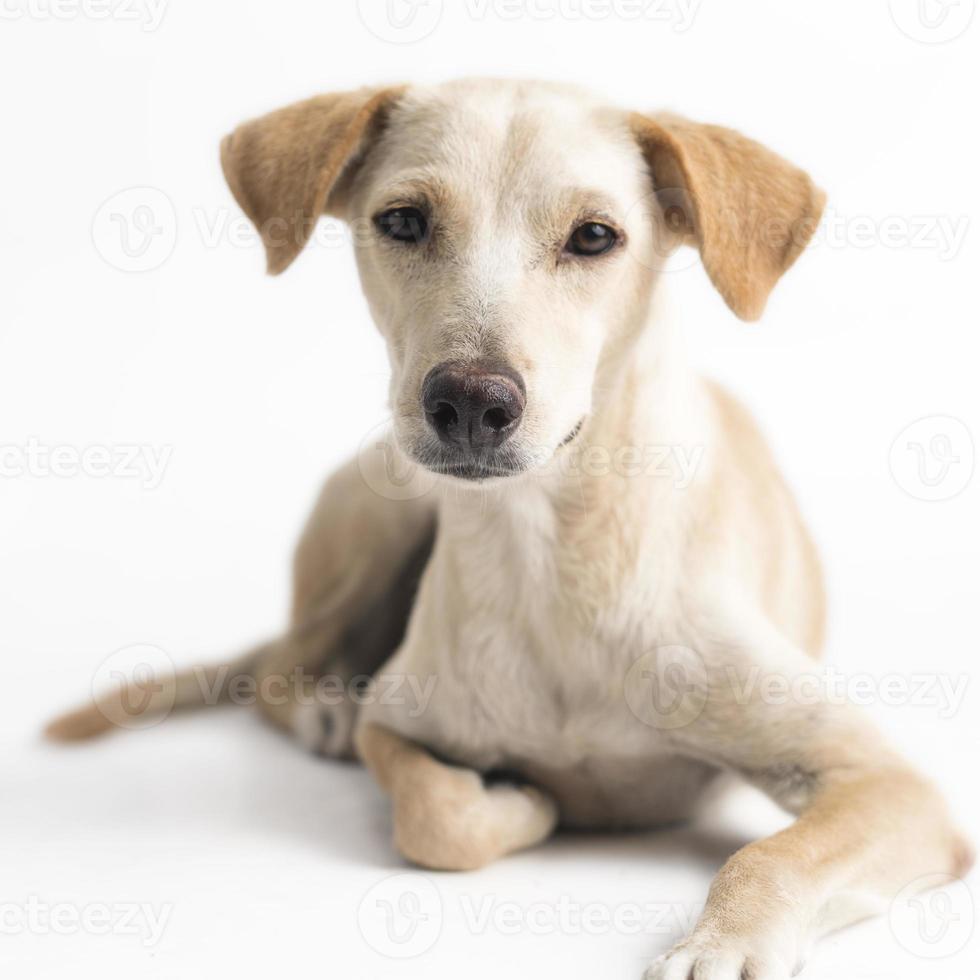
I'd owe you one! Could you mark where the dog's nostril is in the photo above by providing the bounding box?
[482,407,513,433]
[422,360,525,450]
[431,402,458,432]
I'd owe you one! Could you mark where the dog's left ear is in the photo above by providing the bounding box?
[631,113,825,321]
[221,86,405,275]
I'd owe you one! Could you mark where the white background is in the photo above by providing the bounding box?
[1,1,978,977]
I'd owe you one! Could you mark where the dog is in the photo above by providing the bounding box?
[48,79,972,979]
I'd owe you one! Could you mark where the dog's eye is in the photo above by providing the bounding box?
[374,207,428,244]
[565,222,619,257]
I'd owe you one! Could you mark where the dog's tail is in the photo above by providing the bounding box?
[43,642,271,743]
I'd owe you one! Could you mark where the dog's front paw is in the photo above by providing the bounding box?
[394,770,558,872]
[644,934,799,980]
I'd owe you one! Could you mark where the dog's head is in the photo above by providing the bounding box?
[222,79,823,482]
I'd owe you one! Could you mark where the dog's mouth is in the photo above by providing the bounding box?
[559,418,585,447]
[418,418,587,483]
[421,444,528,482]
[427,459,525,482]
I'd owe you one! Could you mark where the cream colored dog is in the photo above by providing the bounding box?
[49,79,972,979]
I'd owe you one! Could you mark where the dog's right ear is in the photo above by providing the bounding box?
[221,86,404,275]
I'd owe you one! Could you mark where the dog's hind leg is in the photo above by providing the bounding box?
[251,449,437,758]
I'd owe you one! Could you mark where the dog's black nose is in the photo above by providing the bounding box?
[422,361,526,450]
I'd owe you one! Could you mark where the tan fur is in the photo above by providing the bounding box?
[632,113,826,321]
[48,79,971,980]
[45,657,259,742]
[44,703,116,742]
[356,722,557,871]
[221,86,405,274]
[703,379,827,657]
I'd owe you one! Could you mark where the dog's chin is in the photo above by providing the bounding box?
[418,450,530,484]
[406,419,587,485]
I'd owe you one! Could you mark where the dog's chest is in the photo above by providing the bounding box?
[378,505,684,767]
[359,490,712,826]
[374,573,714,828]
[429,611,644,764]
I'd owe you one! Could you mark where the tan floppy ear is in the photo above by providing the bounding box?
[631,113,825,321]
[221,86,405,275]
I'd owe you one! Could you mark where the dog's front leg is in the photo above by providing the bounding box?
[355,723,558,871]
[645,608,972,980]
